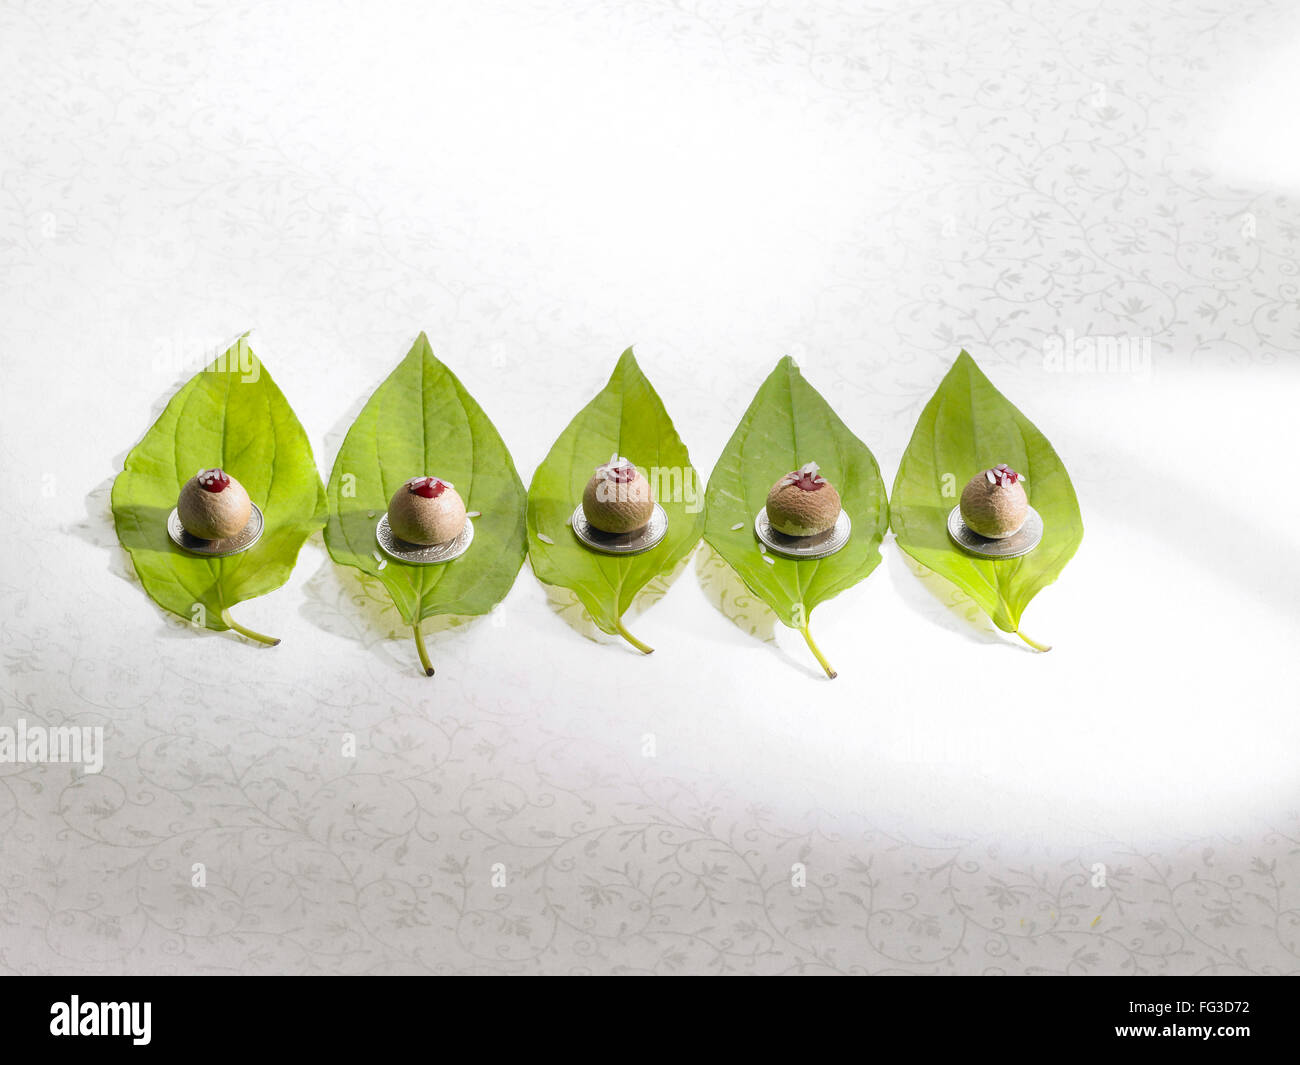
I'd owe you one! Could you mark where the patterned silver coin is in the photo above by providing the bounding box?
[377,514,475,564]
[946,504,1043,559]
[167,503,265,557]
[570,503,668,555]
[754,507,852,559]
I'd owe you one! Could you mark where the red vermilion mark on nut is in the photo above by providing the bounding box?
[595,454,638,483]
[197,468,232,493]
[406,476,449,499]
[779,461,828,492]
[986,463,1025,488]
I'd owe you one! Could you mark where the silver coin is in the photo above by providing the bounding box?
[167,503,265,557]
[570,503,668,555]
[754,507,852,559]
[377,514,475,564]
[946,504,1043,559]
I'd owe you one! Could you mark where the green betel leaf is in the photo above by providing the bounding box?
[891,350,1083,651]
[527,349,704,654]
[323,334,527,676]
[703,357,889,679]
[111,337,327,645]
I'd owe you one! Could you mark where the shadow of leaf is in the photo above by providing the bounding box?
[299,552,472,649]
[888,545,1003,645]
[694,542,778,643]
[534,544,698,652]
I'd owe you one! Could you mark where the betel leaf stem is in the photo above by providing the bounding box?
[220,608,281,647]
[412,624,435,676]
[615,620,654,655]
[800,625,837,679]
[1016,630,1052,653]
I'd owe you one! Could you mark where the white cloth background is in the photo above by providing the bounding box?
[1,0,1298,973]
